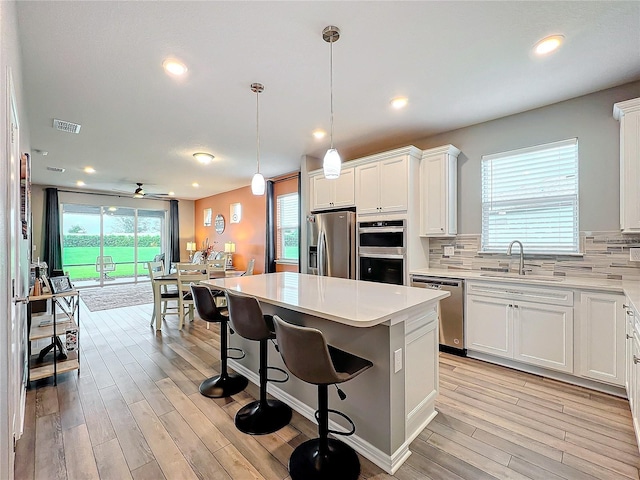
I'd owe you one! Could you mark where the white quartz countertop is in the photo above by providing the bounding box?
[205,272,449,328]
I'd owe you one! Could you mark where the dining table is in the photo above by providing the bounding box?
[151,269,244,331]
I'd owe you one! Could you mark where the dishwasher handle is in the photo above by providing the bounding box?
[411,277,463,289]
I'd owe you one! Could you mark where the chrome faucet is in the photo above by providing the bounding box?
[506,240,525,275]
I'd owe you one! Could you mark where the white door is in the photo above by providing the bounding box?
[311,175,333,211]
[1,69,27,480]
[422,154,446,235]
[332,167,355,208]
[466,295,513,358]
[379,155,407,213]
[355,162,380,215]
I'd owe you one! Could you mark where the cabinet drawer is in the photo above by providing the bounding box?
[466,281,573,307]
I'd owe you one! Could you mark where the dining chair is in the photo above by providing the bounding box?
[176,263,208,329]
[147,261,179,326]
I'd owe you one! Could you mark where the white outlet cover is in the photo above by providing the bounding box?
[630,248,640,262]
[444,246,455,257]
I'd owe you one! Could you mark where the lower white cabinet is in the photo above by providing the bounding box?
[632,331,640,446]
[578,292,626,386]
[466,281,574,374]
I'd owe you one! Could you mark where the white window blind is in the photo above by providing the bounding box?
[481,138,579,254]
[276,193,299,261]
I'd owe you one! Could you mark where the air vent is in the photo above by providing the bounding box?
[53,118,81,134]
[46,166,66,173]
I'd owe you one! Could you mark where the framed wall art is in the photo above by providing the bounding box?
[204,208,212,227]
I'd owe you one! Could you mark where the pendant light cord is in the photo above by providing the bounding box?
[329,38,334,150]
[256,89,260,174]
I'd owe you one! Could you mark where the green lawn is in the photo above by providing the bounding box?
[63,246,161,280]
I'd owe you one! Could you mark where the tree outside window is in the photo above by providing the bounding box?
[277,193,299,261]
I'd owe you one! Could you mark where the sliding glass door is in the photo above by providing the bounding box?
[61,203,166,287]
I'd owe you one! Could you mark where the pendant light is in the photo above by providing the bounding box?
[322,25,341,179]
[251,82,266,195]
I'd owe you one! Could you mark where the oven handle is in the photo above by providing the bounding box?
[358,227,405,234]
[359,253,405,260]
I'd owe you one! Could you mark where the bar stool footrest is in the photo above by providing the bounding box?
[314,408,356,436]
[227,347,245,360]
[266,366,289,384]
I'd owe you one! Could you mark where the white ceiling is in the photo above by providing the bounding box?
[16,1,640,201]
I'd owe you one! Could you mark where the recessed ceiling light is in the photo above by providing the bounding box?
[76,180,85,186]
[534,35,564,55]
[193,152,214,164]
[163,59,188,76]
[108,207,117,212]
[83,166,96,173]
[168,191,175,196]
[313,129,326,139]
[192,182,199,187]
[391,97,409,109]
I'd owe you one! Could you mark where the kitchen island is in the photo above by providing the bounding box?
[205,272,449,474]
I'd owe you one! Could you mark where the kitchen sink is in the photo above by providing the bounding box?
[479,272,565,282]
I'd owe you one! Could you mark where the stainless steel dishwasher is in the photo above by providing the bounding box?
[410,275,465,355]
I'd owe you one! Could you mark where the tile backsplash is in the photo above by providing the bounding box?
[428,231,640,281]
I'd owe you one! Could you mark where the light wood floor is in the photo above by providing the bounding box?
[15,300,640,480]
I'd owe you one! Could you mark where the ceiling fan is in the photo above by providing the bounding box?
[113,182,173,199]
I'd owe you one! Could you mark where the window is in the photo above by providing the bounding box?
[276,193,299,261]
[481,138,579,254]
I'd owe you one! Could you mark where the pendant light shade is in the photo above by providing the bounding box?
[251,172,265,195]
[322,25,341,180]
[323,148,341,179]
[251,82,266,196]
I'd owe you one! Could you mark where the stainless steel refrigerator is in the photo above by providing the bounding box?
[307,210,356,279]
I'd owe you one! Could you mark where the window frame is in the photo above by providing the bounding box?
[276,192,299,263]
[480,138,580,255]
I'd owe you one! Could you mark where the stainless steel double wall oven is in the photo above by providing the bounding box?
[357,220,406,285]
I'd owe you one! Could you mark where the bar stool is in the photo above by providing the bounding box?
[272,315,373,480]
[190,284,248,397]
[226,290,292,435]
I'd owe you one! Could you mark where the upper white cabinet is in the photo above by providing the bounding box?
[310,167,355,211]
[355,154,409,215]
[614,98,640,233]
[578,291,626,387]
[420,145,460,236]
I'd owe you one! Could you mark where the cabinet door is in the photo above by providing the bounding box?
[627,307,635,399]
[466,295,513,358]
[633,336,640,443]
[355,162,381,215]
[379,155,408,213]
[579,292,626,386]
[513,301,573,373]
[620,106,640,232]
[311,175,334,211]
[422,153,447,235]
[332,167,355,208]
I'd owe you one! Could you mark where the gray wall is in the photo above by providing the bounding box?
[415,81,640,234]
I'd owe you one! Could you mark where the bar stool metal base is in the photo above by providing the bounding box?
[199,373,248,398]
[235,399,292,435]
[289,437,360,480]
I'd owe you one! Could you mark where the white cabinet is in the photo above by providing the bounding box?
[310,167,355,211]
[420,145,460,236]
[578,292,626,386]
[614,98,640,233]
[626,303,636,397]
[355,155,408,215]
[466,281,574,373]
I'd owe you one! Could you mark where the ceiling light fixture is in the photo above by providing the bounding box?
[168,191,175,196]
[163,59,188,76]
[534,35,564,55]
[76,180,85,186]
[83,166,96,173]
[192,182,199,188]
[391,97,409,109]
[313,129,326,139]
[251,82,266,196]
[193,152,214,164]
[322,25,341,180]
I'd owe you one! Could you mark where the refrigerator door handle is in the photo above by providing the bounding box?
[318,230,327,277]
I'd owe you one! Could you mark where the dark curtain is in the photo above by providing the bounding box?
[169,200,180,271]
[43,187,63,271]
[265,180,276,273]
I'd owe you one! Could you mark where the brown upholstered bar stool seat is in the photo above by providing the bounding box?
[226,290,292,435]
[190,284,248,397]
[272,315,373,480]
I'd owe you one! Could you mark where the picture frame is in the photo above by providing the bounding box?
[49,275,73,294]
[204,208,212,227]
